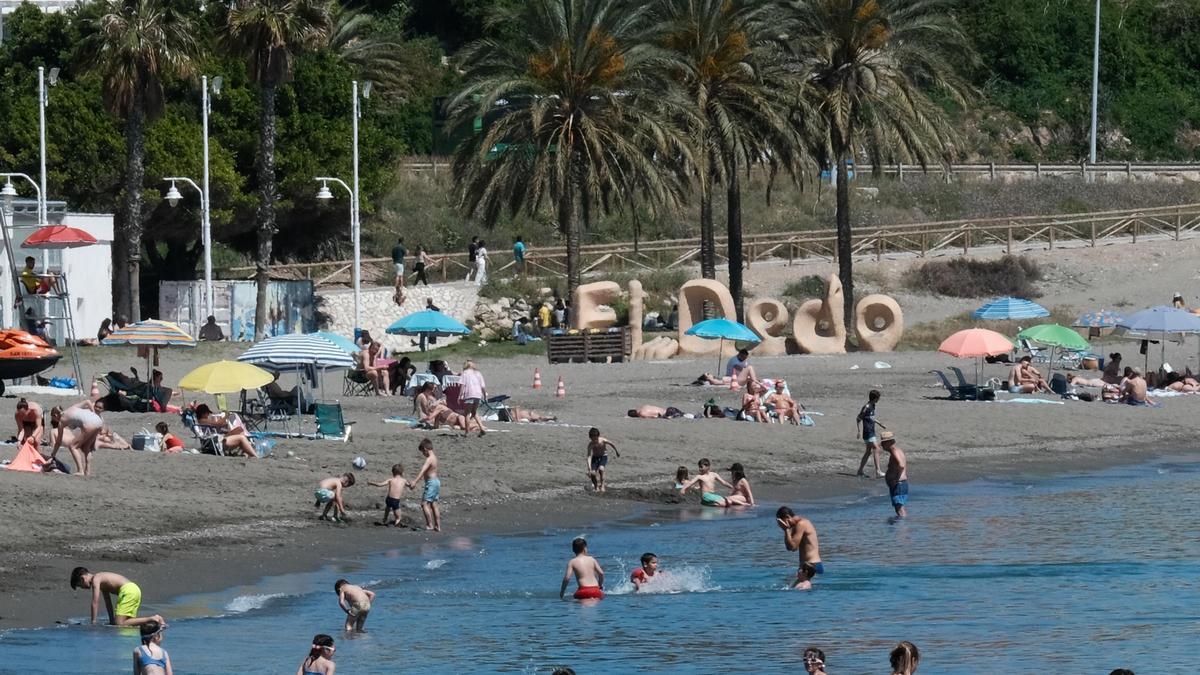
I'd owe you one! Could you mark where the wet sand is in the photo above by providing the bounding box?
[1,341,1195,630]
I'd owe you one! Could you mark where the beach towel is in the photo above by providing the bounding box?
[384,416,422,427]
[6,440,47,472]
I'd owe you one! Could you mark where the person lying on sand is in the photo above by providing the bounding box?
[695,349,760,387]
[679,458,734,506]
[505,406,557,422]
[560,537,604,601]
[1159,372,1200,393]
[69,567,164,627]
[626,405,684,419]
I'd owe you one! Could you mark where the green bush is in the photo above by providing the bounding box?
[782,275,829,304]
[907,255,1043,298]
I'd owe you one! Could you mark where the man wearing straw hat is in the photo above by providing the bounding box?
[880,431,908,518]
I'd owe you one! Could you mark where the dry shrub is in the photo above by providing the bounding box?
[908,255,1043,298]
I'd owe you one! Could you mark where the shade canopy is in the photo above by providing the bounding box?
[683,318,761,343]
[102,320,196,347]
[1073,310,1124,329]
[21,225,97,249]
[238,334,356,370]
[179,360,274,394]
[386,310,470,337]
[972,297,1050,320]
[938,328,1014,357]
[1115,306,1200,336]
[310,331,359,354]
[1016,324,1089,351]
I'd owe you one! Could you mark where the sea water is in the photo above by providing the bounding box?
[5,459,1199,674]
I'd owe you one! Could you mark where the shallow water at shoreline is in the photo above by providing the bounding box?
[5,458,1199,673]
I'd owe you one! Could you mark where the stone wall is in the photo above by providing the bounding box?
[317,282,480,353]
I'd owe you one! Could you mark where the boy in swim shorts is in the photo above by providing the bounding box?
[69,567,164,627]
[334,578,376,633]
[315,473,356,522]
[630,552,659,590]
[369,463,408,527]
[586,427,619,493]
[407,439,441,531]
[679,458,734,506]
[560,537,605,601]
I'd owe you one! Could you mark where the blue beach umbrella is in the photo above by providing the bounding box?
[386,310,470,337]
[310,331,359,354]
[972,297,1050,321]
[685,318,761,373]
[1073,310,1124,329]
[1115,306,1200,372]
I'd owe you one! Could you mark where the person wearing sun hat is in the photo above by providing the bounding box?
[880,431,908,518]
[1173,292,1186,309]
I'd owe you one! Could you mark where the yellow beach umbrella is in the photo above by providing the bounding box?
[179,360,274,394]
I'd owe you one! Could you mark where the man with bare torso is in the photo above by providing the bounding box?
[881,431,908,518]
[559,537,605,601]
[776,506,823,590]
[1120,367,1152,406]
[1008,356,1048,393]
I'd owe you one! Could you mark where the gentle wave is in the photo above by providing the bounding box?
[223,593,289,613]
[425,559,449,569]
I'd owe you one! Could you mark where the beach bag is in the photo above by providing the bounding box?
[131,431,161,452]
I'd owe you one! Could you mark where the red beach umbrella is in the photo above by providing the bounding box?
[21,225,97,249]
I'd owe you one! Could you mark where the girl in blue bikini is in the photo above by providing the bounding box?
[133,620,172,675]
[297,634,336,675]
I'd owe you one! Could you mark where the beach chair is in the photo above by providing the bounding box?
[479,395,513,421]
[182,410,226,455]
[1019,338,1049,363]
[343,370,376,397]
[314,402,354,442]
[443,383,465,413]
[929,370,978,400]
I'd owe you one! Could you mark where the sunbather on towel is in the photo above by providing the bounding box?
[626,405,684,419]
[765,381,804,424]
[414,382,471,432]
[694,349,760,387]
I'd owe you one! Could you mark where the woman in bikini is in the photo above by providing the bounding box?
[415,382,469,432]
[722,463,756,506]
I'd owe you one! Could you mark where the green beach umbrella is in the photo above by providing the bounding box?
[1016,324,1089,378]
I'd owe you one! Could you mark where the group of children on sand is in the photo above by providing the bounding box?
[313,439,442,531]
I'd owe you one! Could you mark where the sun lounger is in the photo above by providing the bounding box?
[929,370,978,400]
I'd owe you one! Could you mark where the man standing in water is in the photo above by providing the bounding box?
[776,506,822,590]
[559,537,605,600]
[881,431,908,518]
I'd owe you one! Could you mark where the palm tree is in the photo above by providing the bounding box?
[221,0,331,338]
[790,0,973,331]
[76,0,197,322]
[329,4,433,104]
[449,0,691,299]
[659,0,808,321]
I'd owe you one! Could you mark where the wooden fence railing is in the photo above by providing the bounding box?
[227,202,1200,286]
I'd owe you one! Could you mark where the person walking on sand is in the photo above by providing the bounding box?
[296,634,336,675]
[369,463,409,527]
[776,506,823,590]
[334,579,375,633]
[460,360,488,436]
[855,390,886,478]
[559,537,605,601]
[890,641,920,675]
[69,567,164,627]
[133,619,172,675]
[586,427,619,492]
[408,438,441,531]
[880,431,908,518]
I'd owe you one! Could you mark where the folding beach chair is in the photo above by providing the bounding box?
[928,370,978,401]
[314,402,354,443]
[1020,338,1049,363]
[182,410,226,455]
[479,395,513,421]
[343,370,376,397]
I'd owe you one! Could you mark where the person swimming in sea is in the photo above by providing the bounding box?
[679,458,734,506]
[630,552,659,591]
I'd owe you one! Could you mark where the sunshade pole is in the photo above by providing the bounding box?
[715,337,724,377]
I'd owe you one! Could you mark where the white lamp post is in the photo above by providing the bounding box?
[164,75,221,325]
[37,66,58,226]
[314,176,359,328]
[1088,0,1100,166]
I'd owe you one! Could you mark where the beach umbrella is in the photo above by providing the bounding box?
[238,334,356,370]
[1073,310,1124,329]
[102,319,197,383]
[21,225,97,249]
[972,297,1050,321]
[310,331,359,354]
[1016,324,1090,378]
[179,360,273,394]
[386,310,470,337]
[1115,306,1200,372]
[685,318,762,374]
[938,328,1014,385]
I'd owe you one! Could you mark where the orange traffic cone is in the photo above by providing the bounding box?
[556,376,566,398]
[533,368,543,390]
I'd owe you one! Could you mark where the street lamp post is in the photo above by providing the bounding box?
[1088,0,1100,166]
[349,80,370,331]
[37,66,58,226]
[314,177,358,328]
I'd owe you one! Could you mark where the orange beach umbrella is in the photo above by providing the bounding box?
[937,328,1014,358]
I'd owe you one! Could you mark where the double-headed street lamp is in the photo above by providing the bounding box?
[164,75,222,324]
[313,80,371,331]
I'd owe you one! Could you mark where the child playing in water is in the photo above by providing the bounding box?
[559,537,605,601]
[369,463,408,527]
[673,466,689,490]
[69,567,163,627]
[630,552,659,590]
[586,427,619,492]
[133,619,172,675]
[334,579,375,633]
[297,634,336,675]
[315,473,356,522]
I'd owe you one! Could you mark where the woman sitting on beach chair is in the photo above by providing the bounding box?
[193,404,258,458]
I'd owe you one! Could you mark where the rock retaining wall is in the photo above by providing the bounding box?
[317,282,481,353]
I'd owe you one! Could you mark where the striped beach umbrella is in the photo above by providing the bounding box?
[972,297,1050,321]
[238,334,356,370]
[101,319,197,347]
[1073,310,1124,329]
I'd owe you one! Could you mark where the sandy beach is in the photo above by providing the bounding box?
[3,237,1200,630]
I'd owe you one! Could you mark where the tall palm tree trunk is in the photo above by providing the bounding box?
[699,169,716,281]
[726,167,744,323]
[560,188,579,312]
[254,85,280,339]
[121,97,146,322]
[835,150,854,333]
